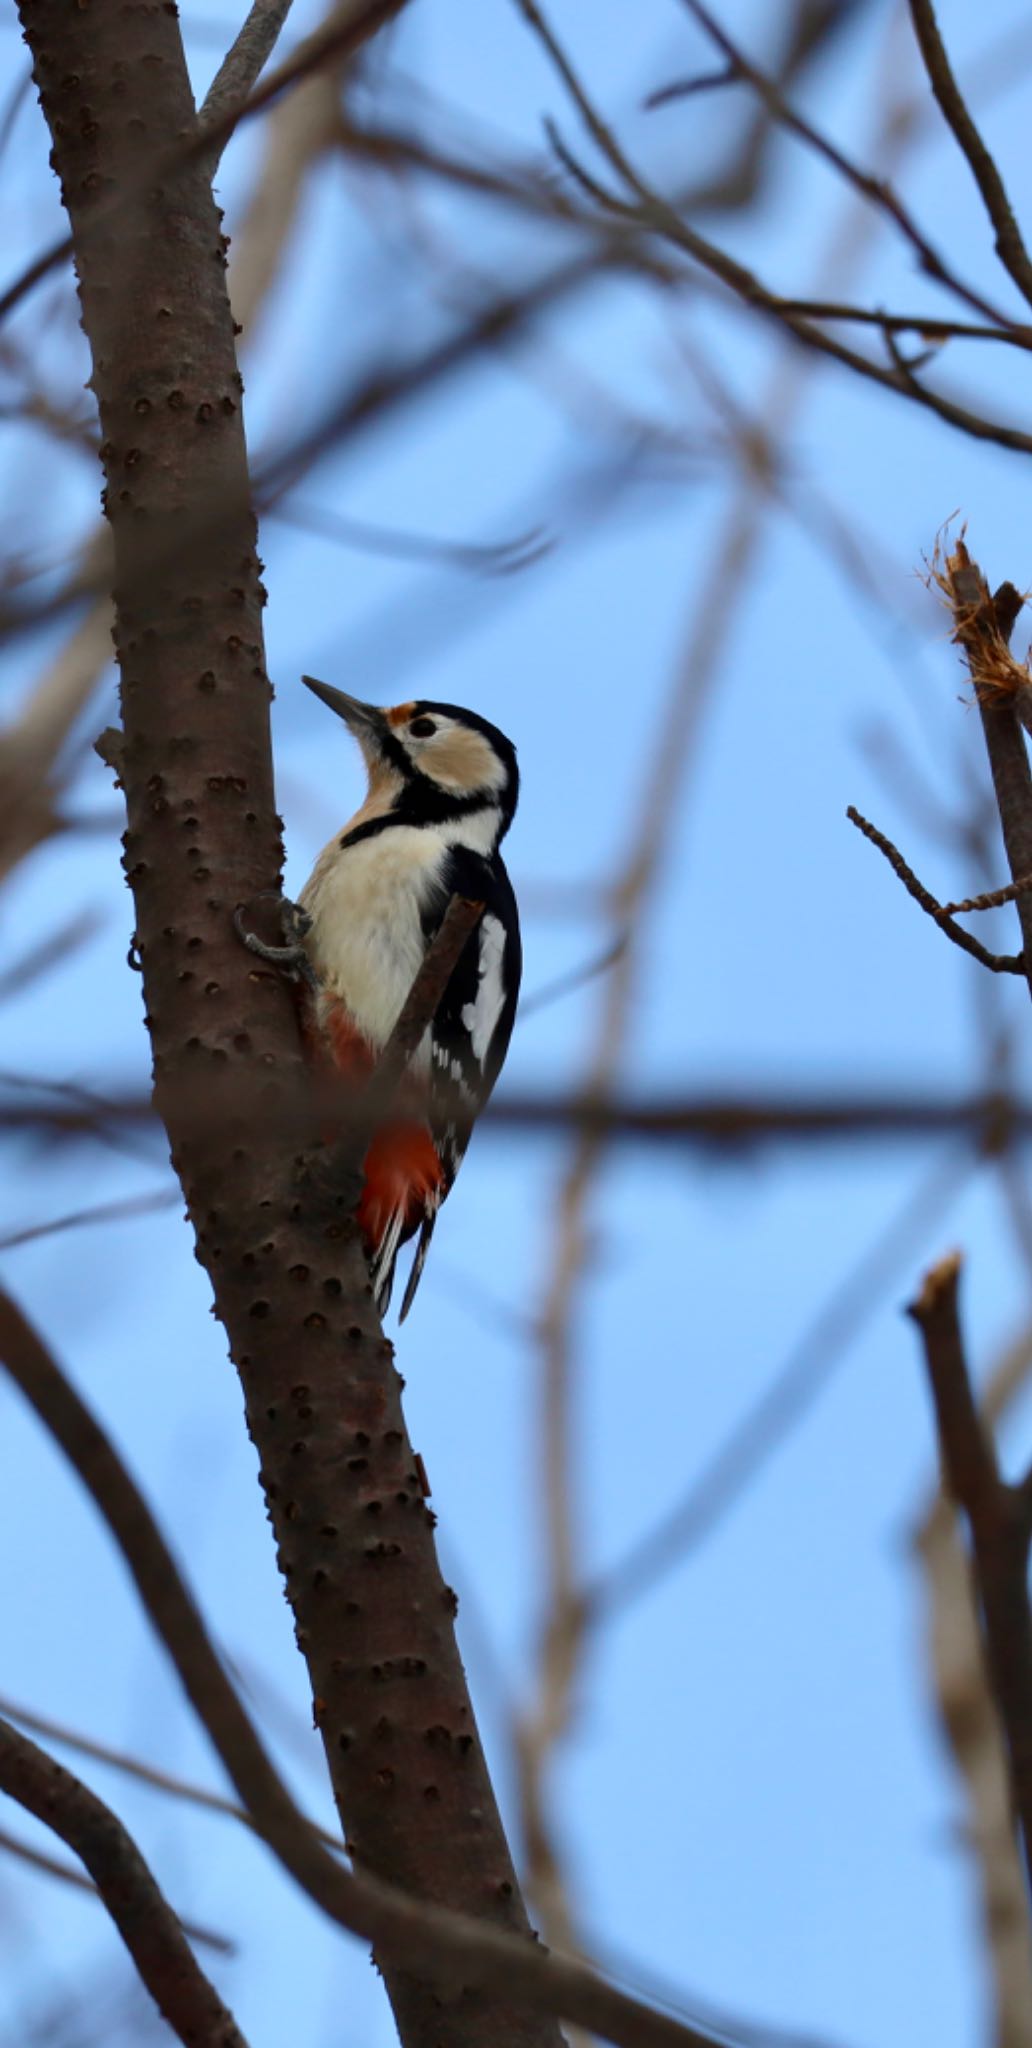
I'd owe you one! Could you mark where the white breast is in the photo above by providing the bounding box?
[300,826,449,1050]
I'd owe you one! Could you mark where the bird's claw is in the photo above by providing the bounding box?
[233,896,318,988]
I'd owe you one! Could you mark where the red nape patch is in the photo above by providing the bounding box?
[359,1123,444,1250]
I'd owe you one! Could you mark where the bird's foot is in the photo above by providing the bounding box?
[234,895,318,988]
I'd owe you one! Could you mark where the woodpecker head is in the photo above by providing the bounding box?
[302,677,519,844]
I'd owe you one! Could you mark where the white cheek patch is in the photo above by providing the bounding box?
[460,914,507,1065]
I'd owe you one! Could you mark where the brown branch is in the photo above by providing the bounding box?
[0,1692,343,1851]
[908,1255,1032,1890]
[0,0,409,327]
[680,0,1022,335]
[0,1282,750,2048]
[908,0,1032,311]
[772,300,1031,345]
[0,1716,248,2047]
[847,805,1025,972]
[941,874,1032,915]
[514,0,1032,458]
[0,1821,233,1954]
[0,1188,178,1254]
[198,0,296,162]
[9,1078,1032,1149]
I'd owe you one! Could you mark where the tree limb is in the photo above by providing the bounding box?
[0,1821,233,1954]
[908,0,1032,311]
[846,804,1025,973]
[199,0,297,162]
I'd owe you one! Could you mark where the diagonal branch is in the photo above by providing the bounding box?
[0,1691,345,1851]
[514,0,1032,459]
[0,1716,249,2048]
[846,805,1025,973]
[0,1821,233,1954]
[1,0,408,328]
[199,0,297,161]
[908,0,1032,311]
[680,0,1021,335]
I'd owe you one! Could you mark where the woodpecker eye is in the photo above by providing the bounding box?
[409,717,437,738]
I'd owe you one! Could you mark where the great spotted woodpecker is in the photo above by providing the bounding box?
[298,677,521,1319]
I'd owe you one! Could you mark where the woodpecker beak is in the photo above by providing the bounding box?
[301,676,389,748]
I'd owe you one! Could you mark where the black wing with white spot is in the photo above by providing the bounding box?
[398,846,521,1319]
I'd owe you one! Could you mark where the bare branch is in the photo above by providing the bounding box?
[847,804,1025,973]
[199,0,296,162]
[0,1820,233,1954]
[0,1716,249,2047]
[0,1692,343,1851]
[512,1,1032,459]
[0,1189,178,1255]
[680,0,1021,334]
[908,0,1032,311]
[941,875,1032,915]
[1,0,408,327]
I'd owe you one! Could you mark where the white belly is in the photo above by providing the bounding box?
[300,826,448,1050]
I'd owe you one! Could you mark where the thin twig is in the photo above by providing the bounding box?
[0,0,407,328]
[680,0,1022,335]
[0,1188,179,1254]
[0,1717,249,2047]
[908,1254,1032,1891]
[0,1821,234,1954]
[198,0,296,163]
[774,301,1029,345]
[513,0,1032,458]
[0,1692,344,1851]
[942,874,1032,915]
[847,805,1025,972]
[908,0,1032,312]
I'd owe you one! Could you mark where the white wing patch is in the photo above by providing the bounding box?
[460,914,506,1066]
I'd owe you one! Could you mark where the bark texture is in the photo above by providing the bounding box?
[15,8,559,2043]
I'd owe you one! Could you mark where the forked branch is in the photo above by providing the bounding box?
[846,805,1024,974]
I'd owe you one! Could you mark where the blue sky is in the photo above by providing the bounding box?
[3,2,1032,2044]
